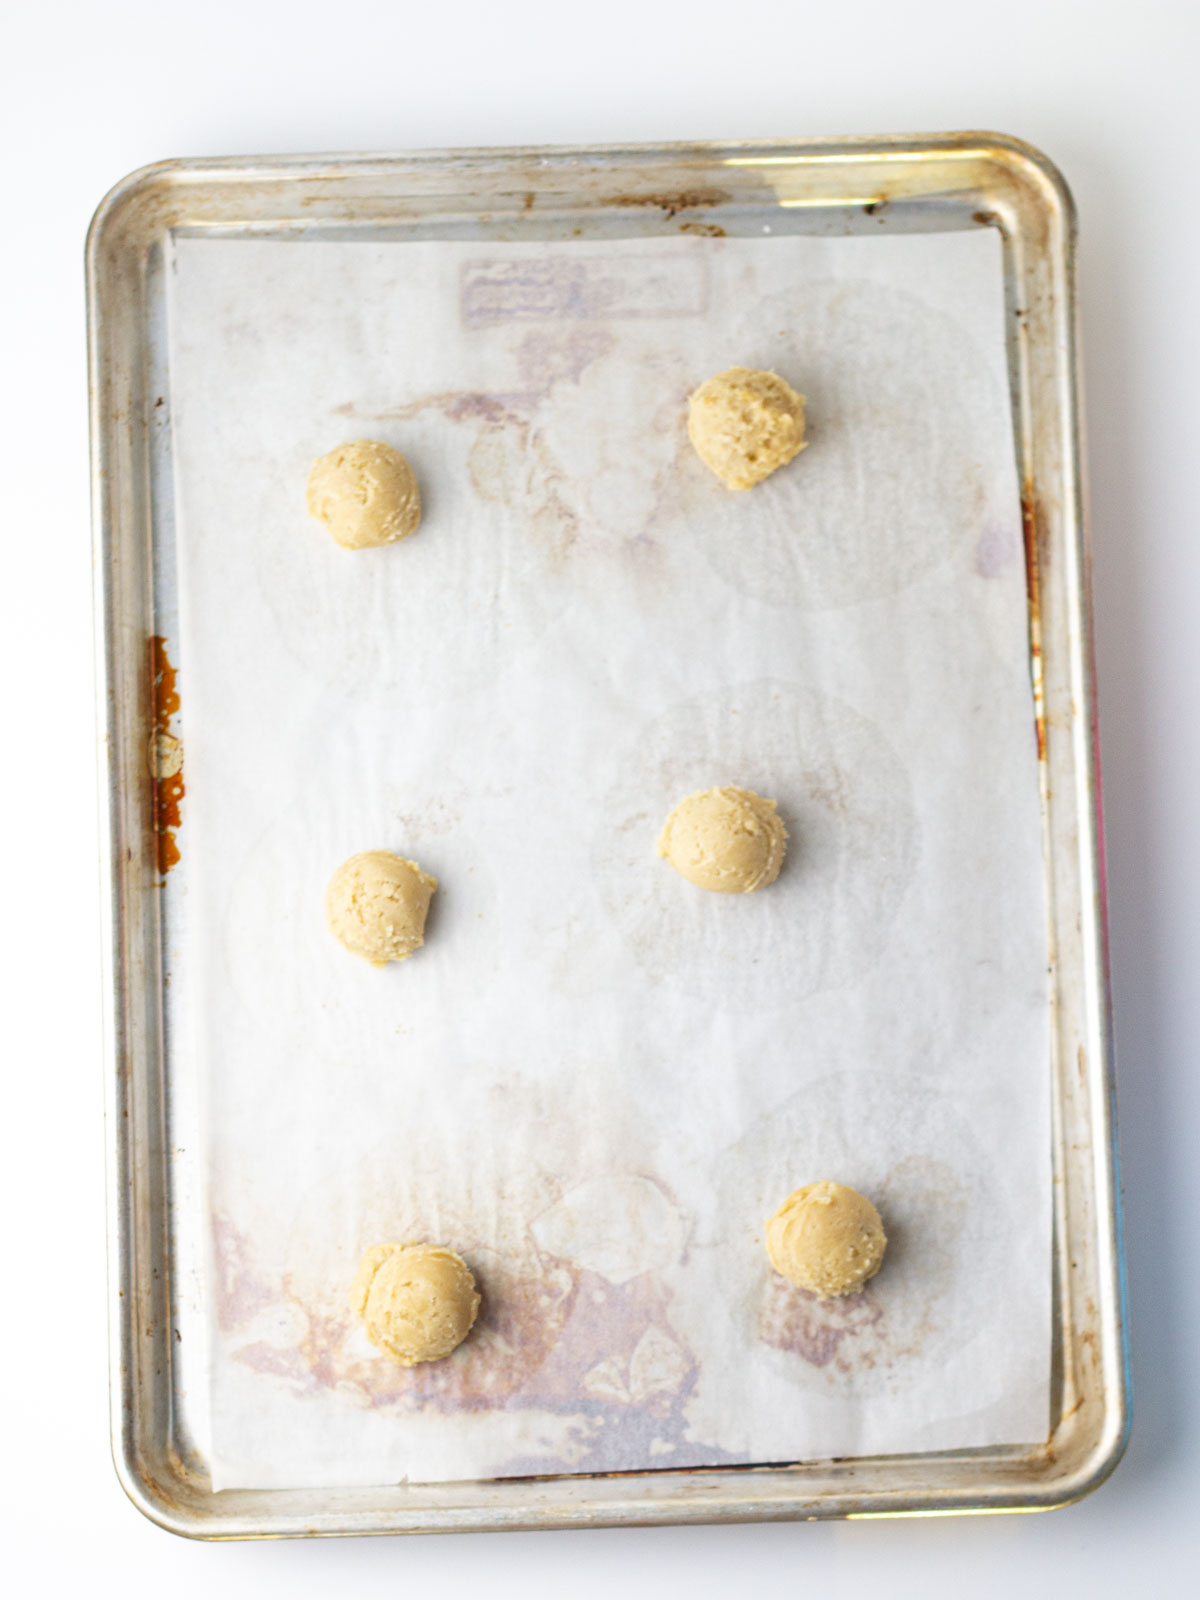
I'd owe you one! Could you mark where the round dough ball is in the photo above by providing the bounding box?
[657,785,787,894]
[765,1181,887,1299]
[351,1243,480,1366]
[325,850,437,966]
[306,439,422,549]
[687,367,807,490]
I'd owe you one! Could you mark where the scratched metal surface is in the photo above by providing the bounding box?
[87,133,1128,1537]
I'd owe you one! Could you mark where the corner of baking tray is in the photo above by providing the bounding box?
[110,1423,226,1541]
[1034,1379,1132,1513]
[86,158,195,282]
[948,131,1078,237]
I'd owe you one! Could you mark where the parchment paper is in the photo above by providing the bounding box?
[167,227,1050,1490]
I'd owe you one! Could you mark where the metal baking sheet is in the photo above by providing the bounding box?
[88,133,1129,1536]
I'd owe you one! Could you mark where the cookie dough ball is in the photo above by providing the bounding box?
[351,1243,480,1366]
[687,367,807,490]
[766,1181,887,1300]
[658,786,787,894]
[325,850,437,966]
[306,439,422,549]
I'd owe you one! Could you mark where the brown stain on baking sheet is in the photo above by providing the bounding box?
[1021,482,1047,763]
[755,1156,968,1382]
[261,1256,696,1422]
[604,188,730,218]
[211,1214,276,1333]
[149,636,183,873]
[759,1276,886,1371]
[218,1201,702,1471]
[351,388,537,427]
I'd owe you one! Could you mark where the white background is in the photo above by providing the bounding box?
[1,0,1196,1590]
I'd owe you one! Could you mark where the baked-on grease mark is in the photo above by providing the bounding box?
[333,330,694,595]
[236,1255,696,1418]
[752,1154,972,1384]
[758,1274,886,1370]
[1020,480,1047,763]
[211,1214,276,1334]
[678,279,1003,611]
[149,636,183,875]
[257,358,589,699]
[603,188,731,219]
[335,368,582,573]
[215,1206,700,1470]
[460,255,709,327]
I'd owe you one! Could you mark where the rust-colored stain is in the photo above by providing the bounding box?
[1021,482,1047,762]
[213,1210,702,1471]
[678,221,726,238]
[149,635,183,873]
[605,188,730,218]
[280,1258,696,1425]
[1058,1392,1085,1424]
[759,1275,886,1371]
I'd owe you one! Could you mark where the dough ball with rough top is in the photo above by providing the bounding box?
[325,849,437,966]
[306,439,422,549]
[687,367,807,490]
[657,785,787,894]
[765,1181,887,1299]
[351,1243,480,1366]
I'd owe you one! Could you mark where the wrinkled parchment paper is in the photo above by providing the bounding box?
[167,228,1050,1490]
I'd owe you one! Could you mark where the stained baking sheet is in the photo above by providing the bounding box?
[165,225,1050,1490]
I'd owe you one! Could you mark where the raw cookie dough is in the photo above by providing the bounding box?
[765,1181,887,1299]
[325,850,437,966]
[657,786,787,893]
[687,367,807,490]
[351,1243,480,1366]
[306,439,422,549]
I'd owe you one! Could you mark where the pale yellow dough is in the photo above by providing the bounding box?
[306,439,422,549]
[765,1181,887,1299]
[687,367,807,490]
[351,1243,480,1366]
[657,786,787,894]
[325,850,437,966]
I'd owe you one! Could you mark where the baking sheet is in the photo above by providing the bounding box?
[167,227,1050,1491]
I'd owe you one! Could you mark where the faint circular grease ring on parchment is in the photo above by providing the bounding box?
[219,783,500,1041]
[594,680,918,1011]
[707,1070,1007,1399]
[221,1128,708,1470]
[665,280,1006,611]
[252,410,571,701]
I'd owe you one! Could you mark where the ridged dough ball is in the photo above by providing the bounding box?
[306,439,422,549]
[657,785,787,894]
[765,1181,887,1299]
[351,1243,480,1366]
[687,367,807,490]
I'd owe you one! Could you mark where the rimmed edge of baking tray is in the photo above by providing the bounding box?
[88,130,1129,1538]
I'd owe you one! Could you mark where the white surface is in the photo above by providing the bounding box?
[169,229,1046,1486]
[0,0,1196,1588]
